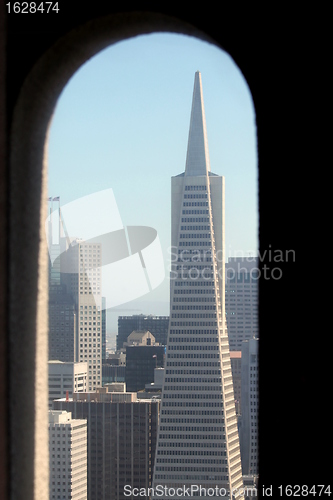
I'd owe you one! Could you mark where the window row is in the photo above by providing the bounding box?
[178,241,212,247]
[183,193,207,199]
[166,360,220,367]
[170,322,219,329]
[174,289,214,295]
[156,457,226,465]
[168,345,219,351]
[174,281,214,287]
[182,209,209,215]
[181,217,209,223]
[173,296,215,302]
[157,449,224,455]
[181,225,210,230]
[184,185,207,191]
[167,353,219,359]
[162,401,223,408]
[164,376,221,384]
[163,385,222,393]
[180,233,211,239]
[163,393,223,399]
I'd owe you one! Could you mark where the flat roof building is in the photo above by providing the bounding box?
[117,315,169,350]
[53,393,160,500]
[49,410,87,500]
[48,360,88,408]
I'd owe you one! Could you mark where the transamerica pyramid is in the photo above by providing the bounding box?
[152,72,244,499]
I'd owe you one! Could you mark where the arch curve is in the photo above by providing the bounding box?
[9,11,224,500]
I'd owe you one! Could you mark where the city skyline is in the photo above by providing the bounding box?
[47,33,257,335]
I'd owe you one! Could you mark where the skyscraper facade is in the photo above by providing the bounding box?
[48,203,103,391]
[225,258,258,351]
[152,72,244,499]
[61,240,102,391]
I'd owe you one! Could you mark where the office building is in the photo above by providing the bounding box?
[49,284,77,362]
[61,240,102,391]
[225,258,258,350]
[48,203,77,363]
[102,352,126,385]
[125,343,165,392]
[48,360,88,408]
[152,72,244,498]
[53,389,160,500]
[48,203,103,391]
[144,367,165,393]
[102,364,126,385]
[117,315,169,350]
[49,410,87,500]
[239,338,259,475]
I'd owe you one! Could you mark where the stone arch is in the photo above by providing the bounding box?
[8,12,230,500]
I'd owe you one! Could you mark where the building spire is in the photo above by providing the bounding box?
[185,71,211,176]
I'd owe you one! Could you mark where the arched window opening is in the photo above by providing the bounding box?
[8,16,258,500]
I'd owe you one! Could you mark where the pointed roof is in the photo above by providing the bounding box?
[185,71,211,176]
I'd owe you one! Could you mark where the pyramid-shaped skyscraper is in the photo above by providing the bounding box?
[152,72,244,499]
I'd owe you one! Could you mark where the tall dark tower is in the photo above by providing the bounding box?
[152,72,244,499]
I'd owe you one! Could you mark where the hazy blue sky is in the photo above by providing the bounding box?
[48,33,258,338]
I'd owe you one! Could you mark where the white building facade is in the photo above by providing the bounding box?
[48,360,88,408]
[49,410,87,500]
[62,240,102,391]
[48,202,103,392]
[152,72,244,499]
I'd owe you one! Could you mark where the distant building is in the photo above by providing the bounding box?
[105,352,126,365]
[102,352,126,386]
[61,240,103,391]
[49,410,87,500]
[230,351,242,414]
[48,360,88,408]
[48,204,103,391]
[144,367,165,393]
[124,329,156,347]
[125,344,165,392]
[239,338,259,475]
[53,388,160,500]
[117,315,169,350]
[225,257,259,350]
[48,284,76,362]
[102,364,126,385]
